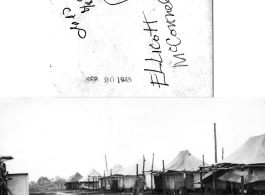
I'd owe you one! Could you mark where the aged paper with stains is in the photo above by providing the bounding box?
[49,0,213,97]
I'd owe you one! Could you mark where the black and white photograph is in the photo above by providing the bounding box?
[1,0,265,195]
[1,98,265,195]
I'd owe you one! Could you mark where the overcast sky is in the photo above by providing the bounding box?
[0,98,265,182]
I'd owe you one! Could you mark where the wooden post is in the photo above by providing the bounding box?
[183,172,186,195]
[96,177,98,189]
[241,168,244,195]
[98,177,102,190]
[142,155,145,194]
[104,170,106,195]
[163,160,165,195]
[123,176,125,191]
[93,177,95,189]
[143,155,145,176]
[110,169,112,192]
[203,155,205,166]
[213,170,216,195]
[222,148,224,160]
[200,168,203,195]
[151,153,154,193]
[231,182,234,195]
[214,123,217,163]
[136,164,138,178]
[174,177,176,194]
[105,155,108,172]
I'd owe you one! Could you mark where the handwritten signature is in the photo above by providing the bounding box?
[158,0,187,67]
[143,12,169,87]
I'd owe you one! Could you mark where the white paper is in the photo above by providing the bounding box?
[48,0,213,97]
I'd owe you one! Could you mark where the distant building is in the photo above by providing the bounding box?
[64,172,82,190]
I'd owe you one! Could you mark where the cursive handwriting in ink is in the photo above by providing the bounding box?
[158,0,187,67]
[143,12,169,87]
[103,0,129,5]
[62,0,95,39]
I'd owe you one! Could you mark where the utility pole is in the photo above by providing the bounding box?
[136,164,138,178]
[105,155,108,172]
[151,153,154,193]
[162,160,165,195]
[143,155,145,176]
[214,123,217,163]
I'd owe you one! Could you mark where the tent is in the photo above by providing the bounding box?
[165,150,207,172]
[106,164,125,191]
[112,164,125,175]
[98,164,125,190]
[203,134,265,191]
[118,159,158,190]
[64,172,82,190]
[218,134,265,165]
[155,150,208,192]
[103,164,125,176]
[79,169,101,189]
[218,134,265,189]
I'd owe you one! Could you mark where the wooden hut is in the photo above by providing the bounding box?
[64,172,82,190]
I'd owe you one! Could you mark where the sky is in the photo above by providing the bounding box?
[0,98,265,182]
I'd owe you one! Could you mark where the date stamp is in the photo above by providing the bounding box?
[84,76,132,84]
[104,77,132,84]
[86,76,98,82]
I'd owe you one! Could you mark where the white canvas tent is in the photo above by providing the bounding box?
[157,150,207,190]
[104,164,125,176]
[79,169,101,189]
[80,169,101,182]
[202,134,265,191]
[98,164,125,190]
[118,159,158,190]
[216,134,265,189]
[165,150,207,172]
[218,134,265,165]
